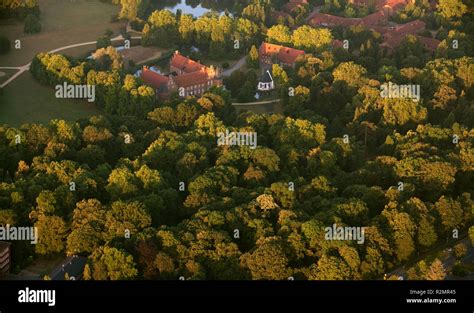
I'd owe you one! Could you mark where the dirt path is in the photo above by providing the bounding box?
[0,35,141,88]
[221,56,247,77]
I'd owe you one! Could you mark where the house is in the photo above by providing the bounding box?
[141,51,222,98]
[361,11,389,27]
[380,20,439,52]
[309,13,360,28]
[381,20,427,51]
[345,0,409,15]
[376,0,409,15]
[0,241,11,275]
[309,11,388,28]
[391,19,426,35]
[416,35,440,51]
[142,67,170,98]
[332,39,345,49]
[259,42,305,68]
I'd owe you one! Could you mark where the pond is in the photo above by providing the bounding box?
[152,0,235,17]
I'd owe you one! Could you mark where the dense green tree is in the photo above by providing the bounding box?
[437,0,467,20]
[90,246,138,280]
[24,13,41,34]
[34,215,67,255]
[0,35,10,54]
[240,240,289,280]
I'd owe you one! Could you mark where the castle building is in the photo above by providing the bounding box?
[141,51,222,99]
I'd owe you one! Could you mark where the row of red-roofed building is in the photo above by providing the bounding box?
[307,1,440,53]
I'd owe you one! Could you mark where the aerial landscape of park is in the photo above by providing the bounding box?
[0,0,472,292]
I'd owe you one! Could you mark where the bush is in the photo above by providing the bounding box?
[105,29,114,37]
[24,14,41,34]
[130,20,145,32]
[222,62,230,69]
[454,243,467,259]
[96,36,112,49]
[0,36,11,54]
[451,263,467,277]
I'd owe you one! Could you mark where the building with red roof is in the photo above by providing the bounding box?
[416,36,441,51]
[348,0,408,14]
[382,19,425,47]
[170,51,207,74]
[308,11,388,28]
[380,20,439,52]
[376,0,409,14]
[141,51,222,98]
[309,13,360,28]
[259,42,305,67]
[284,0,309,14]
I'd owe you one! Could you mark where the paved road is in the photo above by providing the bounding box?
[306,6,323,22]
[388,237,473,279]
[232,99,281,106]
[0,35,140,88]
[221,55,247,77]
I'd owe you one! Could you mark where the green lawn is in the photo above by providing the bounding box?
[0,0,123,66]
[0,69,18,84]
[0,72,100,127]
[0,0,122,126]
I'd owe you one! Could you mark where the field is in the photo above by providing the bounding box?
[0,0,123,126]
[0,69,18,84]
[0,72,100,127]
[233,100,284,115]
[0,0,124,66]
[121,46,171,65]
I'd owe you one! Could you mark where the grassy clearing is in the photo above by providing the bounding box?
[0,0,123,66]
[121,46,171,65]
[0,72,100,127]
[233,101,284,115]
[0,69,19,84]
[0,0,121,126]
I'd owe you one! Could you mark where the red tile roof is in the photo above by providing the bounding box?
[173,70,210,88]
[332,39,344,48]
[394,19,426,34]
[362,11,388,26]
[375,0,408,11]
[416,35,440,51]
[170,51,206,73]
[382,19,426,47]
[309,11,388,28]
[284,0,308,13]
[259,42,305,65]
[309,13,360,27]
[142,67,168,90]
